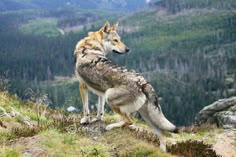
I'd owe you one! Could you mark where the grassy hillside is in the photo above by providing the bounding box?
[0,91,168,156]
[120,9,235,59]
[20,18,61,37]
[0,1,235,156]
[0,91,228,157]
[18,8,119,37]
[0,0,235,126]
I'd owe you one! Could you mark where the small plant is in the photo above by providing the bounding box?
[129,126,160,146]
[8,125,41,140]
[80,145,108,157]
[0,148,20,157]
[63,134,76,145]
[167,140,222,157]
[23,88,52,126]
[177,124,217,134]
[124,147,155,157]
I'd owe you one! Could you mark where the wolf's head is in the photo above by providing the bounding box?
[98,21,129,54]
[75,21,129,56]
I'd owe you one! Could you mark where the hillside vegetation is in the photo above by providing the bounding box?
[118,8,236,125]
[0,0,146,12]
[0,91,229,157]
[0,91,172,156]
[0,0,235,126]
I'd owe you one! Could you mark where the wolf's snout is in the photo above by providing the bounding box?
[125,47,130,52]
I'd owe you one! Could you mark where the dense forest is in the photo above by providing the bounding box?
[0,0,236,125]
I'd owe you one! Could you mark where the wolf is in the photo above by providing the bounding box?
[74,21,177,151]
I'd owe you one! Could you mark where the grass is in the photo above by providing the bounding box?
[166,125,223,146]
[40,129,109,157]
[0,147,20,157]
[0,91,171,156]
[20,18,61,37]
[101,128,171,157]
[0,91,225,157]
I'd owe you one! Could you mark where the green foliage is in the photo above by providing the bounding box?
[0,148,20,157]
[0,0,236,126]
[118,8,236,125]
[80,145,108,157]
[62,134,76,145]
[0,92,226,157]
[20,18,61,37]
[124,146,156,157]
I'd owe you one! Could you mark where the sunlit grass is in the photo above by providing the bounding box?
[100,127,171,157]
[0,91,226,157]
[40,129,109,156]
[0,147,20,157]
[20,18,61,37]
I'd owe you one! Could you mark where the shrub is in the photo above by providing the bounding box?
[167,140,222,157]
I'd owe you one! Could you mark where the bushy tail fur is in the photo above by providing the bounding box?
[141,83,177,132]
[147,102,177,132]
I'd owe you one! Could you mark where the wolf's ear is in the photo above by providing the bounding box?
[100,21,110,33]
[110,22,118,31]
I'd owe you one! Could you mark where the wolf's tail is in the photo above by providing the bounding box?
[141,83,177,132]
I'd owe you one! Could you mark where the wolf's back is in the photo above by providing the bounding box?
[141,83,177,132]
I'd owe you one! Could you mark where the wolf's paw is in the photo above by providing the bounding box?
[80,117,90,124]
[91,117,101,123]
[91,115,104,123]
[105,124,114,131]
[105,121,125,131]
[128,124,138,131]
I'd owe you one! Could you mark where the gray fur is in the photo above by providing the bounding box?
[75,50,176,131]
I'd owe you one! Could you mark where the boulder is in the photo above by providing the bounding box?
[195,97,236,129]
[67,106,78,112]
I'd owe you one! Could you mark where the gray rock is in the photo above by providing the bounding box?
[195,97,236,128]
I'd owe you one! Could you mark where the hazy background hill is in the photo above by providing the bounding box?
[0,0,235,125]
[0,0,146,11]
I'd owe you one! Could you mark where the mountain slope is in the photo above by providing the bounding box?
[0,91,231,157]
[0,91,171,157]
[0,0,235,126]
[116,7,236,125]
[0,0,147,12]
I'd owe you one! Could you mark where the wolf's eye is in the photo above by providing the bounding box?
[113,39,118,42]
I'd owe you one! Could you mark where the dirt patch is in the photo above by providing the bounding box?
[213,129,236,157]
[9,135,48,156]
[1,121,22,130]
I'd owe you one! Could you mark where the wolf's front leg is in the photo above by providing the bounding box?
[79,83,90,124]
[92,96,105,122]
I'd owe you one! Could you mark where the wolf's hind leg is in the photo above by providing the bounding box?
[105,106,133,130]
[91,96,105,122]
[79,83,90,124]
[105,88,134,130]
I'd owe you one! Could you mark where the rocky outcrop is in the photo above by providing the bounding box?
[0,105,36,127]
[195,97,236,129]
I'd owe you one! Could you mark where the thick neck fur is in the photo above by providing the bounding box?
[74,31,106,57]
